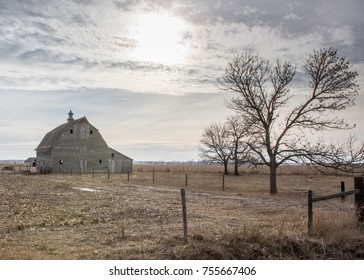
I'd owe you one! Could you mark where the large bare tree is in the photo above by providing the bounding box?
[219,48,361,194]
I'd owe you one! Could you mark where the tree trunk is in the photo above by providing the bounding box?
[233,142,239,176]
[269,164,278,195]
[224,162,229,175]
[234,158,239,175]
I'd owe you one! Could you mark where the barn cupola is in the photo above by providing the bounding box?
[67,110,74,122]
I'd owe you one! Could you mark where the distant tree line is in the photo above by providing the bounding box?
[134,160,213,166]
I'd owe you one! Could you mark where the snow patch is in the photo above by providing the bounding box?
[73,187,101,192]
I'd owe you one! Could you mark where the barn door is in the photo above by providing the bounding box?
[80,160,87,173]
[108,159,115,173]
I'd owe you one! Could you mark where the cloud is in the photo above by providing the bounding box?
[0,0,363,160]
[1,0,363,92]
[18,49,51,61]
[113,0,140,11]
[172,0,363,61]
[113,36,138,48]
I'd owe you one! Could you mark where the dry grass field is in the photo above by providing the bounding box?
[0,164,363,259]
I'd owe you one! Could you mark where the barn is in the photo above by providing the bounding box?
[36,111,133,174]
[24,157,37,167]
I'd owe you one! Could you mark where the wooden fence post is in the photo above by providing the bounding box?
[181,188,188,243]
[341,181,345,202]
[354,176,364,224]
[308,190,313,235]
[108,169,110,180]
[127,170,130,182]
[185,174,188,187]
[222,174,225,191]
[153,171,155,183]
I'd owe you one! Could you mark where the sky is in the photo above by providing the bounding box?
[1,0,363,161]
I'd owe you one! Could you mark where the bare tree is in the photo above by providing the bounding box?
[219,48,360,194]
[225,115,252,175]
[200,116,255,175]
[199,122,231,175]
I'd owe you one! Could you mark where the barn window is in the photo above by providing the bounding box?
[70,129,73,134]
[111,153,114,158]
[59,160,63,165]
[99,159,102,164]
[90,130,93,134]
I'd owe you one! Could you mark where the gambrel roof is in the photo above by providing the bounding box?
[36,116,89,151]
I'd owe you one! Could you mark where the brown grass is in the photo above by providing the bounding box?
[0,164,363,259]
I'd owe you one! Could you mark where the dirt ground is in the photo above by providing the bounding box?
[0,166,363,259]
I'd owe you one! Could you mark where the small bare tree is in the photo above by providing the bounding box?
[219,48,361,194]
[200,116,254,175]
[225,115,252,175]
[199,122,231,175]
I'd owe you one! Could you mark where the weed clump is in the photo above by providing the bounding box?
[159,228,364,260]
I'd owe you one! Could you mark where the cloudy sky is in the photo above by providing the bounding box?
[1,0,363,161]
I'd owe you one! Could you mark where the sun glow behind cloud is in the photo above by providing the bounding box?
[131,13,188,65]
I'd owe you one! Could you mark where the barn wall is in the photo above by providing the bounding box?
[108,150,133,173]
[36,148,53,173]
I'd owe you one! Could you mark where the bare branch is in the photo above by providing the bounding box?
[286,48,359,132]
[296,135,364,173]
